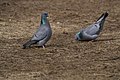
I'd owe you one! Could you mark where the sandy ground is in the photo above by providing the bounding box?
[0,0,120,80]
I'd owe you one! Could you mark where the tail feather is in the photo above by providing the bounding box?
[95,12,109,35]
[104,12,109,19]
[22,40,37,49]
[96,13,104,21]
[97,12,109,22]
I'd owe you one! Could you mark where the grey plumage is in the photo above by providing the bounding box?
[75,12,109,41]
[22,12,52,49]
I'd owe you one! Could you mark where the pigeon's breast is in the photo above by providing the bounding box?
[38,28,52,46]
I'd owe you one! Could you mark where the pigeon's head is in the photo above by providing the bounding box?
[41,12,49,24]
[75,32,81,41]
[42,12,48,17]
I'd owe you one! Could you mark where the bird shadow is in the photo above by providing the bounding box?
[93,38,114,42]
[93,38,120,42]
[22,43,59,49]
[77,38,120,43]
[30,45,43,49]
[21,45,44,49]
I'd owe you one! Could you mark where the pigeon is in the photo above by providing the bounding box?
[75,12,109,41]
[22,12,52,49]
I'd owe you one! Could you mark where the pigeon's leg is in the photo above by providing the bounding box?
[42,45,46,49]
[38,41,46,49]
[91,39,96,42]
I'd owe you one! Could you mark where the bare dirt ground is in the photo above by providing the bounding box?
[0,0,120,80]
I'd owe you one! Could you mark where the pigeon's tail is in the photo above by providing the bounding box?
[95,12,109,35]
[22,40,37,49]
[97,12,109,22]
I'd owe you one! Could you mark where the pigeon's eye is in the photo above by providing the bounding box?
[76,37,78,40]
[44,13,48,17]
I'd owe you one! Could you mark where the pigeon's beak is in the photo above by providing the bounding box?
[47,17,49,19]
[75,33,81,41]
[75,35,78,40]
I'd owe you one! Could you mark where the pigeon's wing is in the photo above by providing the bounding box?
[85,12,108,35]
[31,26,48,41]
[82,30,98,40]
[85,24,100,35]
